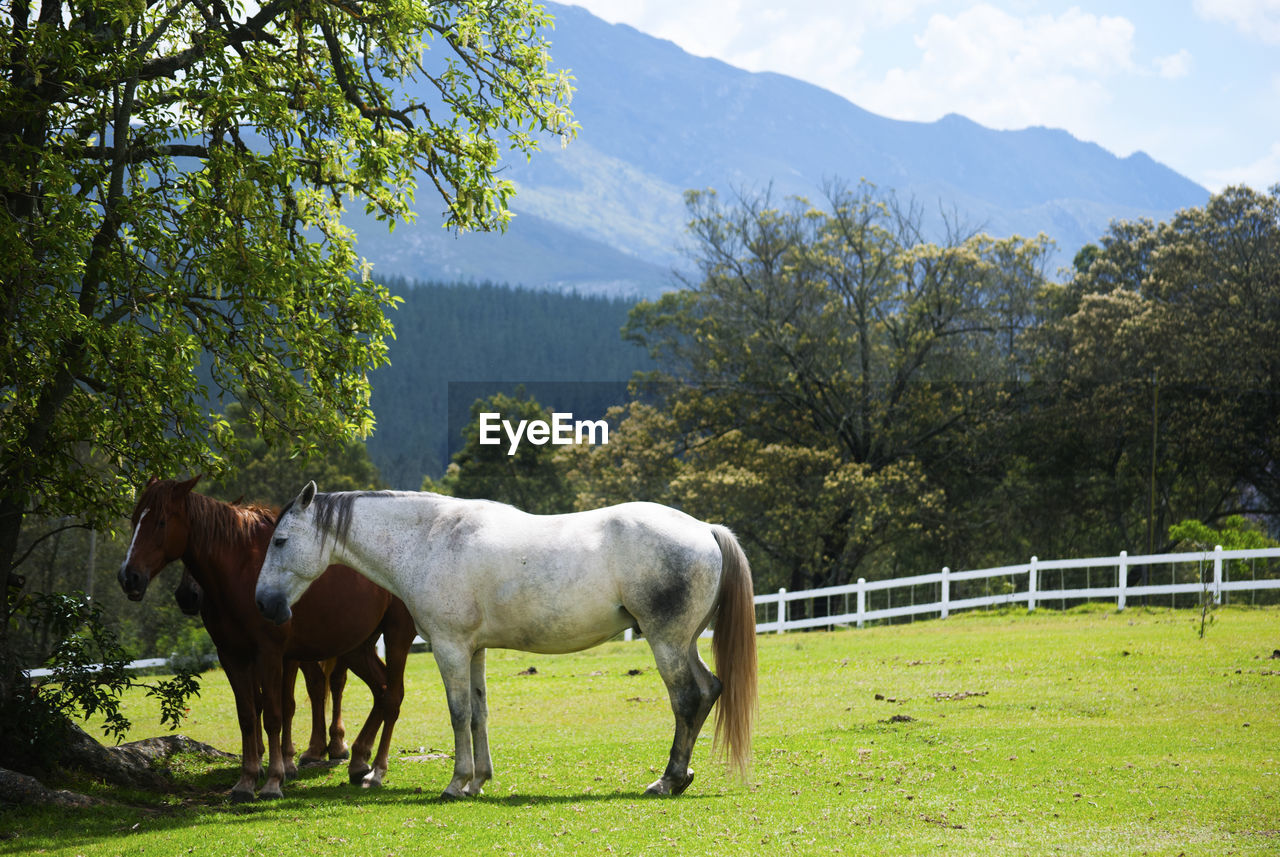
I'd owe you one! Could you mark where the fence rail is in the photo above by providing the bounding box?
[28,546,1280,675]
[741,545,1280,636]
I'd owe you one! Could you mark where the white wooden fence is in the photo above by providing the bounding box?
[737,545,1280,636]
[29,546,1280,676]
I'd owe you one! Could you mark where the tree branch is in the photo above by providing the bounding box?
[135,0,291,83]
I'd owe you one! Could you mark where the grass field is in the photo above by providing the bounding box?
[4,606,1279,856]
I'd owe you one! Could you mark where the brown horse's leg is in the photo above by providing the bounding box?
[364,610,414,788]
[257,651,288,799]
[282,659,300,779]
[339,641,388,786]
[328,659,350,760]
[298,660,330,765]
[222,655,263,802]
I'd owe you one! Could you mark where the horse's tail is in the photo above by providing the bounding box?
[710,525,758,780]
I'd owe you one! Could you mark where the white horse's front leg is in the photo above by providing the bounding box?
[467,648,492,796]
[433,643,476,799]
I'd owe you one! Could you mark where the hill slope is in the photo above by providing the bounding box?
[352,3,1209,295]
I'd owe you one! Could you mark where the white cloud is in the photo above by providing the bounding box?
[569,1,934,97]
[1203,141,1280,191]
[849,4,1136,136]
[1194,0,1280,44]
[1155,48,1193,79]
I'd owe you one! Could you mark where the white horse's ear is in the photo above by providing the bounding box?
[299,481,317,510]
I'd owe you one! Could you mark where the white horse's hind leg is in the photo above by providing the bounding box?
[433,642,477,799]
[645,638,722,797]
[466,648,493,796]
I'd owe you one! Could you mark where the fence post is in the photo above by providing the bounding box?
[941,567,951,618]
[1117,550,1128,611]
[1028,556,1038,611]
[856,578,866,629]
[1213,545,1223,605]
[777,588,787,634]
[624,628,633,642]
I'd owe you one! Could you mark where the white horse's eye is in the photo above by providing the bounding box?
[273,537,287,548]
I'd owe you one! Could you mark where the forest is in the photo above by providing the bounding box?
[415,182,1280,604]
[13,182,1280,678]
[365,280,651,488]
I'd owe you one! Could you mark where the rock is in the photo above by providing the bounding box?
[0,767,102,808]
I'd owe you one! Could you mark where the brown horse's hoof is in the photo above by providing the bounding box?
[349,767,372,786]
[230,788,255,804]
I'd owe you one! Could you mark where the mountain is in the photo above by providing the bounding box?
[350,3,1209,296]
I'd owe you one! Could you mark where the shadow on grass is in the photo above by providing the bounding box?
[0,759,706,856]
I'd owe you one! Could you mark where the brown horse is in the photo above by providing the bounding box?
[173,570,353,766]
[118,476,416,801]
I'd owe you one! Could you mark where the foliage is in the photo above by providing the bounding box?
[425,389,576,514]
[2,592,199,772]
[1,0,572,548]
[592,181,1051,595]
[203,403,384,506]
[155,622,220,677]
[1021,185,1280,556]
[1165,515,1280,640]
[1169,516,1280,552]
[0,0,574,774]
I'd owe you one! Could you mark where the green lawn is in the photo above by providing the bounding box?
[5,606,1279,856]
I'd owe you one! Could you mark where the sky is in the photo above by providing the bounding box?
[567,0,1280,193]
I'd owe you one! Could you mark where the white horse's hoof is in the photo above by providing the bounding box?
[644,769,694,797]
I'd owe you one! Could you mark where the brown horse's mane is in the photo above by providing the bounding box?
[185,490,279,551]
[138,479,279,553]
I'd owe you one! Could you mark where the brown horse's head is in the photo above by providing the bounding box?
[174,565,204,615]
[117,475,201,601]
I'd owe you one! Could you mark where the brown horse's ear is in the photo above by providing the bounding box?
[146,476,160,488]
[175,474,202,497]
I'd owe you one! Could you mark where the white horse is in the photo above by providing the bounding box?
[254,483,757,798]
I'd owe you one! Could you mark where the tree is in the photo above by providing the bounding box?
[1,0,574,775]
[426,389,576,514]
[605,182,1050,596]
[205,404,385,505]
[1024,185,1280,555]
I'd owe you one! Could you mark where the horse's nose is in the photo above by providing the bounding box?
[256,588,291,625]
[118,565,148,601]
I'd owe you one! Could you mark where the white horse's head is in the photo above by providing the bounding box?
[255,481,326,625]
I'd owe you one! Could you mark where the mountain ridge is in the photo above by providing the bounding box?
[350,3,1209,296]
